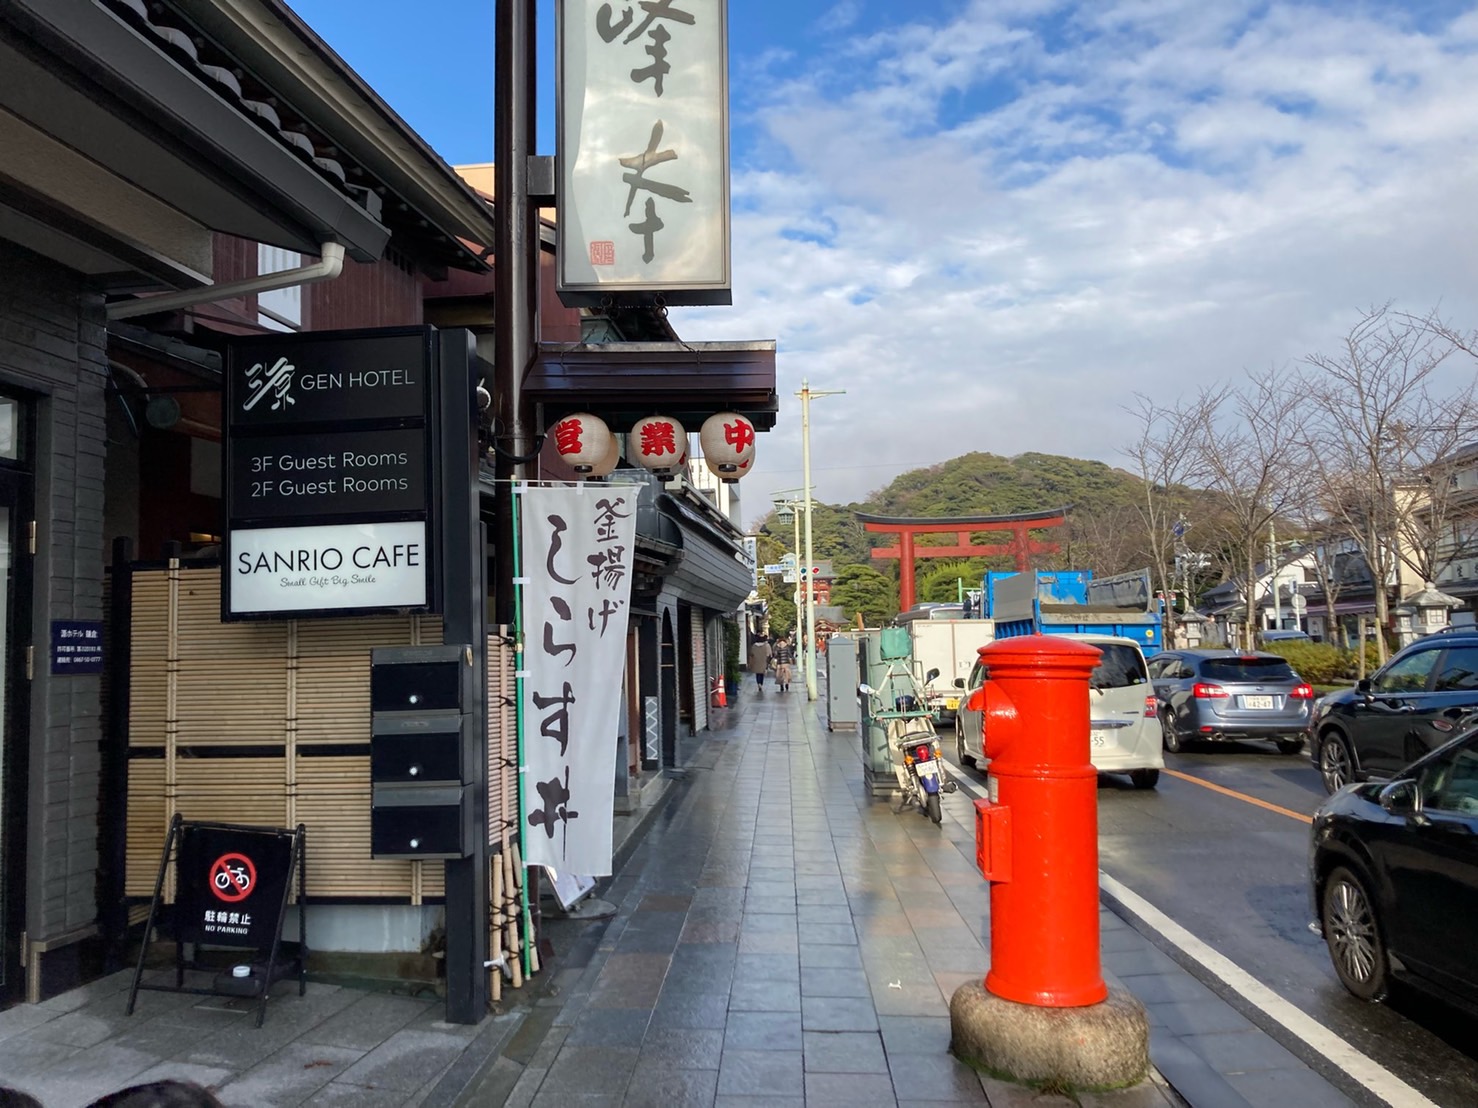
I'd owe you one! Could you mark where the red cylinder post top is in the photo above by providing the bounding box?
[975,634,1101,769]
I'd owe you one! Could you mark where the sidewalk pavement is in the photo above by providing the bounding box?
[1,683,1362,1107]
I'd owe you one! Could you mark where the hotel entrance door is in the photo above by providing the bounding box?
[0,392,33,1007]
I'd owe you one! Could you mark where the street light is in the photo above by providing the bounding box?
[799,379,844,701]
[772,489,805,662]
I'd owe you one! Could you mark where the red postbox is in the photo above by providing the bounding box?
[965,635,1106,1008]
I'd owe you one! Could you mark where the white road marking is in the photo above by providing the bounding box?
[943,758,1438,1108]
[1102,875,1437,1108]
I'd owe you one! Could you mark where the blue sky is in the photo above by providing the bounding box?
[289,1,1478,517]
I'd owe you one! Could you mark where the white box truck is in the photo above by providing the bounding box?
[907,618,994,726]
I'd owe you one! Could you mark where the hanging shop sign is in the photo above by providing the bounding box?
[556,0,731,305]
[229,520,428,614]
[518,484,639,875]
[223,328,440,621]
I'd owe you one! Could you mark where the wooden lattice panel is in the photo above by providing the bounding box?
[128,661,170,748]
[124,759,167,898]
[126,565,449,903]
[173,756,288,827]
[175,659,289,744]
[295,755,415,897]
[487,630,515,849]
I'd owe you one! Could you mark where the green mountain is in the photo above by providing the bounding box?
[864,451,1140,519]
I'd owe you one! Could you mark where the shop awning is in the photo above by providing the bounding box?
[527,342,778,432]
[658,494,752,612]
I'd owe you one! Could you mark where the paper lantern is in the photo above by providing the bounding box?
[549,412,612,473]
[700,412,756,481]
[586,433,622,478]
[630,415,687,476]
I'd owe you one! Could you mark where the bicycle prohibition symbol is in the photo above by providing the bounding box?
[209,853,256,903]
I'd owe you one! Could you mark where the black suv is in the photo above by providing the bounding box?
[1314,629,1478,794]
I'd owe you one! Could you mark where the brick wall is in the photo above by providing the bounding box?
[0,239,107,944]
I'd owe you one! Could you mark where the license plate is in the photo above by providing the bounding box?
[914,760,937,777]
[1243,695,1275,709]
[945,698,959,710]
[1090,734,1106,748]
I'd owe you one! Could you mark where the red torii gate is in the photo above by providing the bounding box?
[857,507,1069,613]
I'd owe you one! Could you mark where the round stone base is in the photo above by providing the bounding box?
[949,981,1149,1090]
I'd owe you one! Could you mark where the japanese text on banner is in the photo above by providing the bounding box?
[519,485,637,875]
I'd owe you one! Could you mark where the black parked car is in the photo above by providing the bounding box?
[1310,725,1478,1009]
[1146,649,1314,754]
[1312,630,1478,795]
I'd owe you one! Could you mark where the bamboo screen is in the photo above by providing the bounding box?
[487,629,516,849]
[125,565,447,903]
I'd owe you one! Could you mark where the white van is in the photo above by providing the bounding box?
[954,633,1164,789]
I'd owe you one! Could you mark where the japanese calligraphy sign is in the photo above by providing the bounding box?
[557,0,732,305]
[519,485,638,874]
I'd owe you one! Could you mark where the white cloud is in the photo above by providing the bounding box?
[671,0,1478,526]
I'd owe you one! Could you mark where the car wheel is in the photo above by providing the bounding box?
[955,729,977,769]
[1319,732,1354,794]
[1322,866,1389,1002]
[1277,738,1305,756]
[1130,769,1160,790]
[1160,709,1182,754]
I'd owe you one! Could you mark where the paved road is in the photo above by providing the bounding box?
[947,735,1478,1107]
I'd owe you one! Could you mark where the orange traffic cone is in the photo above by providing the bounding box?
[711,674,727,708]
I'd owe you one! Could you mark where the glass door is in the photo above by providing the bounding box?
[0,392,32,1007]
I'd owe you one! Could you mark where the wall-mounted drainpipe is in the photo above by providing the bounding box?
[106,242,346,321]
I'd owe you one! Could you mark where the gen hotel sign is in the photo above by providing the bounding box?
[222,328,440,620]
[557,0,731,305]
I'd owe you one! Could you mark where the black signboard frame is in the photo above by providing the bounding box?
[222,326,443,622]
[126,815,308,1028]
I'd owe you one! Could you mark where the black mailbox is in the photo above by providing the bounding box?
[370,784,474,859]
[370,716,466,785]
[369,645,475,860]
[370,645,471,712]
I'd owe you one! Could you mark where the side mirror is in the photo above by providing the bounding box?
[925,667,941,684]
[1356,678,1372,694]
[858,683,876,697]
[953,677,966,689]
[1378,779,1417,813]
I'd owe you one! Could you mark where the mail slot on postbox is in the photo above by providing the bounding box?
[369,645,475,860]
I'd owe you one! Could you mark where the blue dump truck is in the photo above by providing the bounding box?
[981,568,1163,653]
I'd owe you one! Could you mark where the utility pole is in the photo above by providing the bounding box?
[799,380,843,701]
[466,0,539,1026]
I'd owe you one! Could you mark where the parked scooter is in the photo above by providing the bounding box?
[860,668,957,824]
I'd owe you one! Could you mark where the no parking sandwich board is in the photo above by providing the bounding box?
[127,816,307,1027]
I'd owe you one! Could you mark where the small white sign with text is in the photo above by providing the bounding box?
[229,520,427,614]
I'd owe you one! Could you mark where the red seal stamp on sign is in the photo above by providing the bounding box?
[589,241,615,266]
[209,853,256,903]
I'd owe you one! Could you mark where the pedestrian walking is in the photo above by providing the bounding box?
[747,636,772,689]
[773,636,795,691]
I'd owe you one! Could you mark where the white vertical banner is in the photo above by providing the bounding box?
[519,484,638,875]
